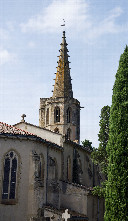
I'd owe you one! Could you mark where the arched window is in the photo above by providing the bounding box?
[67,108,71,123]
[34,154,45,184]
[49,157,58,180]
[2,151,18,200]
[67,156,72,182]
[46,108,49,125]
[54,127,59,133]
[67,128,71,140]
[54,107,60,123]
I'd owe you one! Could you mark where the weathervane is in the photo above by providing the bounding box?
[61,19,66,31]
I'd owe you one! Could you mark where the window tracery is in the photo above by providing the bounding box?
[2,151,18,201]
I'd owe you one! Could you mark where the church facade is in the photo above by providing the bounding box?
[0,32,104,221]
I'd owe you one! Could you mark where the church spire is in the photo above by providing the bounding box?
[52,31,73,98]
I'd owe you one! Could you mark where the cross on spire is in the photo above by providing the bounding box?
[62,209,70,221]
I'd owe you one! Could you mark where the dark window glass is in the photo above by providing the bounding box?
[2,158,10,199]
[54,107,60,123]
[46,108,49,125]
[67,108,71,123]
[10,152,13,158]
[2,152,18,200]
[9,158,17,199]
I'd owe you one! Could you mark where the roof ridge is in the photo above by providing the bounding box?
[14,121,62,135]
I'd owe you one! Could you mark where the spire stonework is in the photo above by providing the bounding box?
[53,31,73,99]
[39,32,80,143]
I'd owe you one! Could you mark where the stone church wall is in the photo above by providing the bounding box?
[14,122,63,146]
[0,134,104,221]
[60,181,88,215]
[0,136,49,221]
[0,137,32,221]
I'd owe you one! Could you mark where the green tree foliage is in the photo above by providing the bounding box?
[82,139,93,151]
[105,46,128,221]
[93,181,107,197]
[91,105,110,175]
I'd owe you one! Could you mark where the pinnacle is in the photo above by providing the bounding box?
[62,31,66,39]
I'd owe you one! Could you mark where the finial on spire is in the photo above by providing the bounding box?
[61,19,66,34]
[63,30,65,38]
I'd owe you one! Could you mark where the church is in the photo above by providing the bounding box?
[0,31,104,221]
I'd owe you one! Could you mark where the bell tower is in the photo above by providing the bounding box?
[39,31,80,143]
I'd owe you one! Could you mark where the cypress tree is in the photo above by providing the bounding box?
[105,46,128,221]
[92,105,110,175]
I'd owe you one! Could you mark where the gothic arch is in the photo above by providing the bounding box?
[35,154,45,181]
[49,157,58,180]
[67,107,72,123]
[2,149,20,203]
[54,106,60,123]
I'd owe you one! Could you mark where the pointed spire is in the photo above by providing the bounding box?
[52,31,73,99]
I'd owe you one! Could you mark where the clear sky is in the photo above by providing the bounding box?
[0,0,128,147]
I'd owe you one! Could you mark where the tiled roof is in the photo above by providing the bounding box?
[0,122,63,151]
[14,121,62,135]
[0,122,35,136]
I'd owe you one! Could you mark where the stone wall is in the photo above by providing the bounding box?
[14,122,63,146]
[0,132,104,221]
[0,135,63,221]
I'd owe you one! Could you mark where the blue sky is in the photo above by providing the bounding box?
[0,0,128,147]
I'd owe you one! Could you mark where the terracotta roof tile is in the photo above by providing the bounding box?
[0,122,34,136]
[0,122,63,151]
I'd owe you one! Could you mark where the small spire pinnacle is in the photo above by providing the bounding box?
[63,30,65,38]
